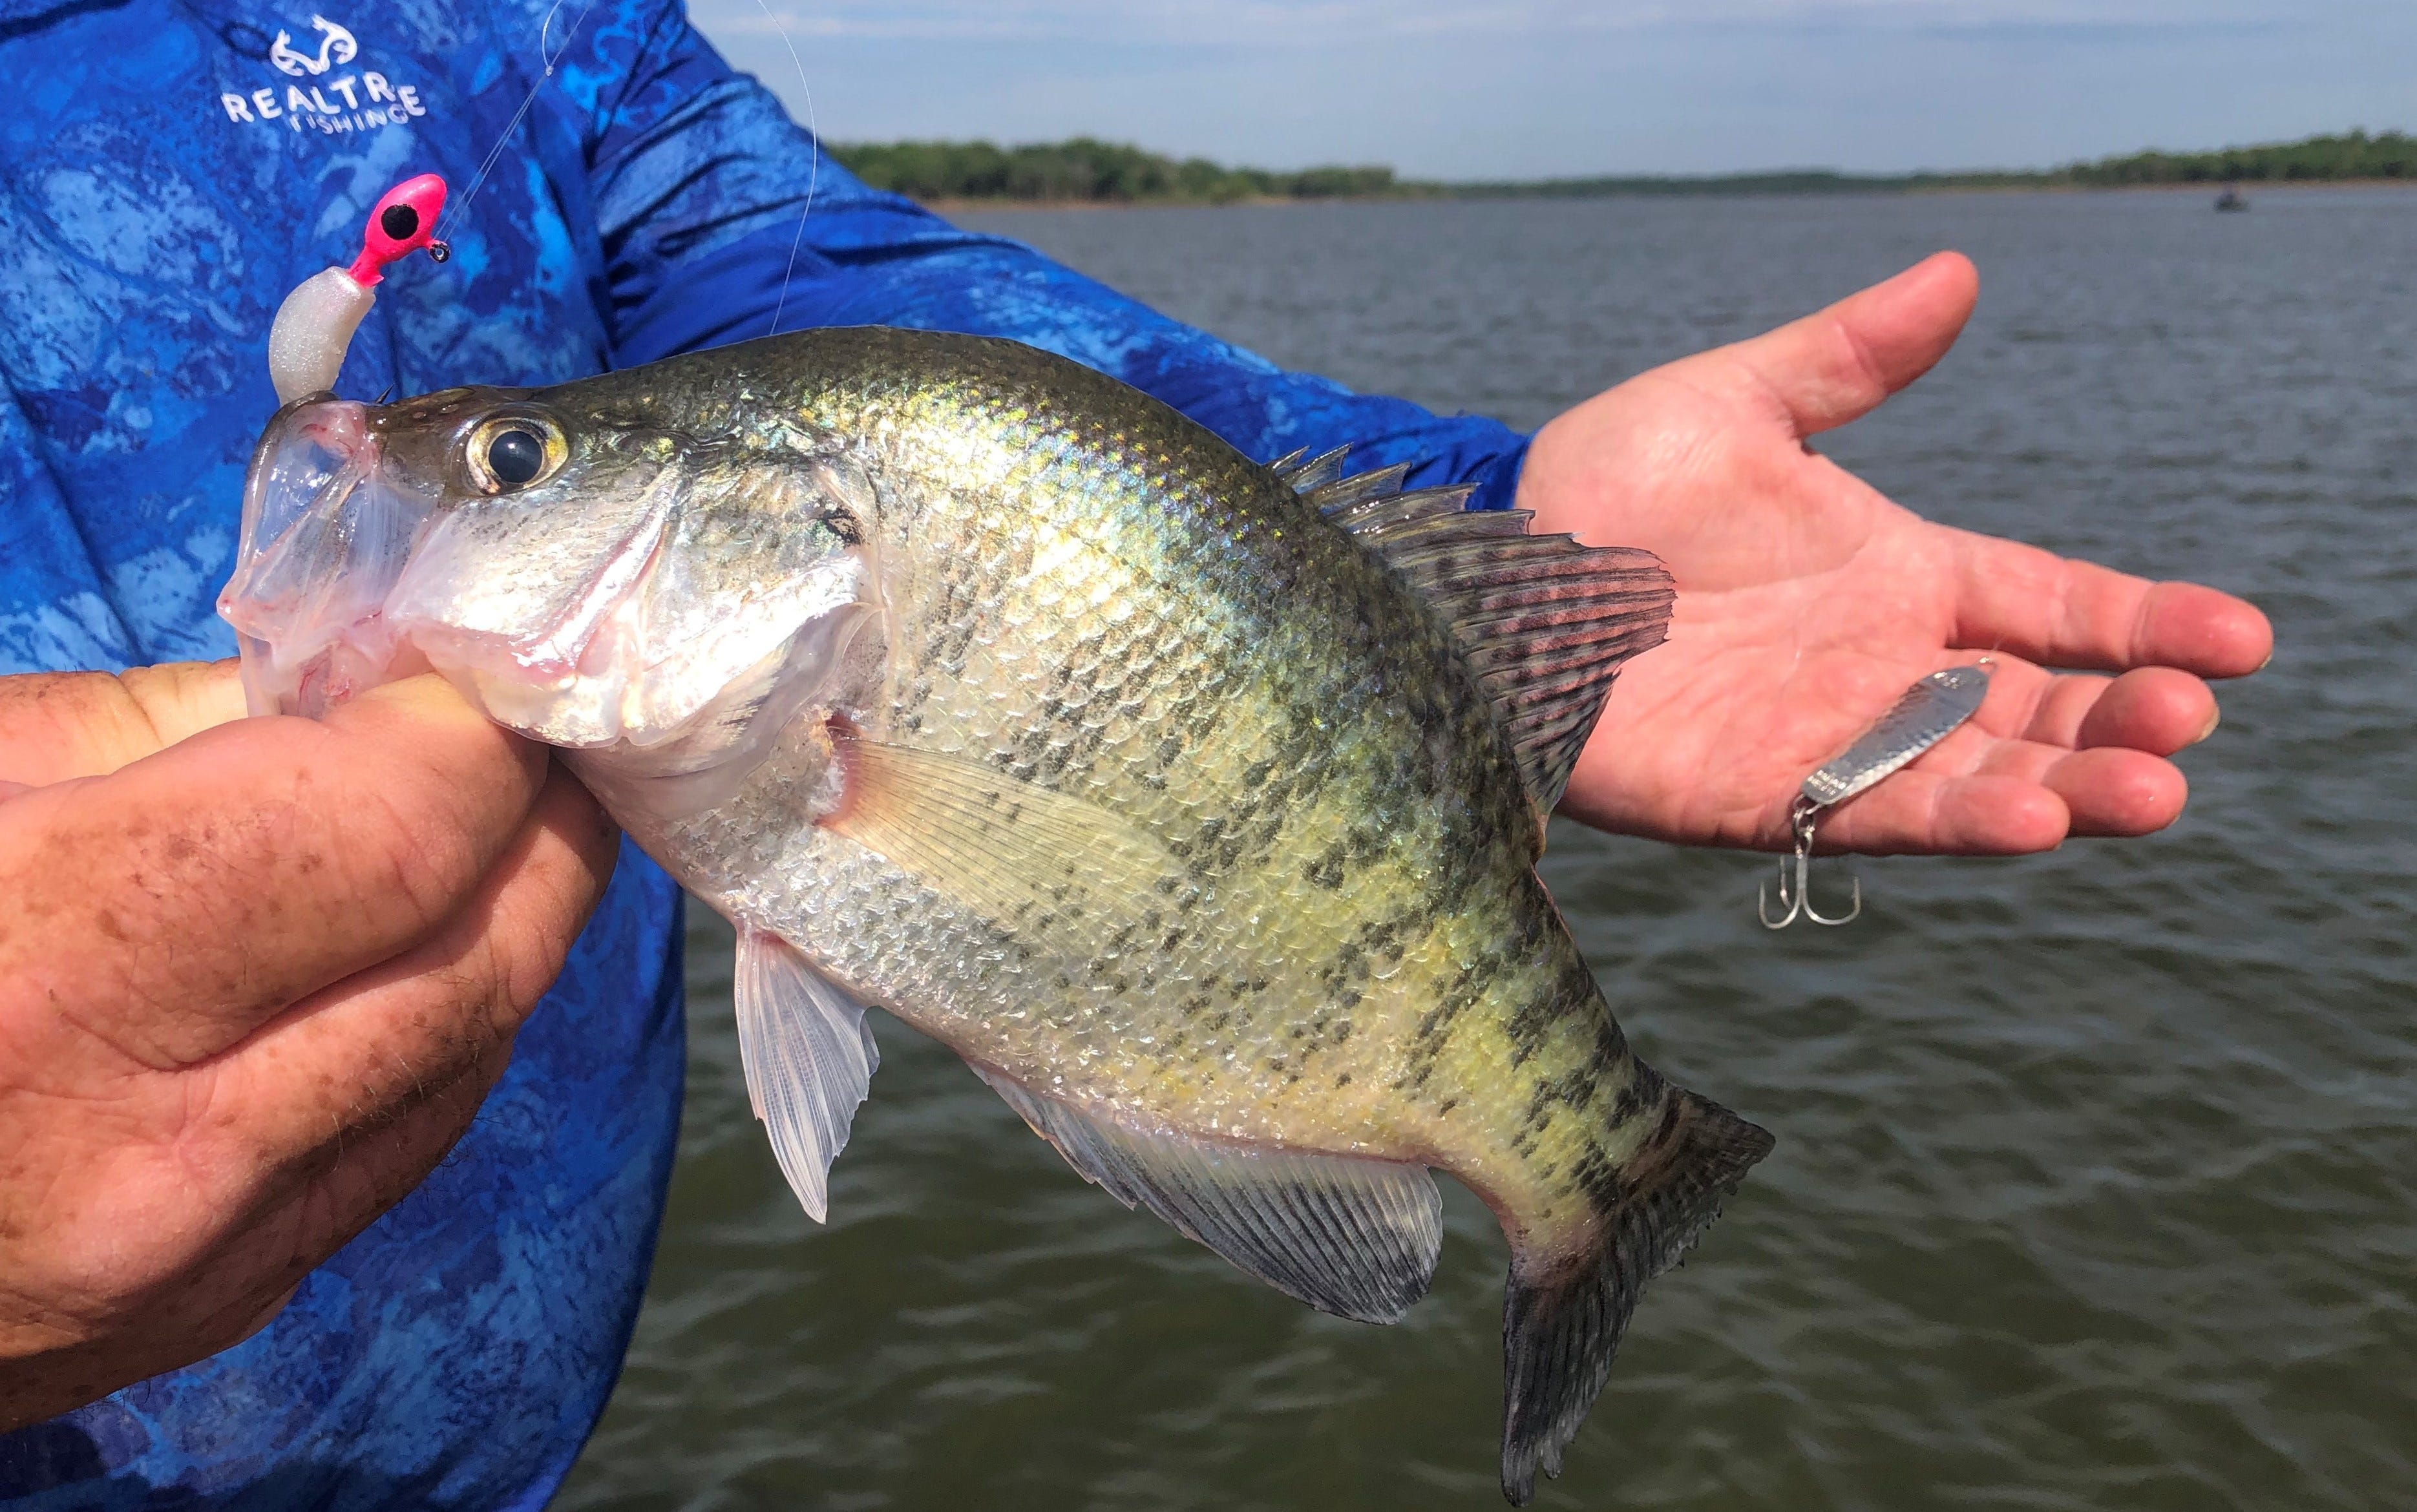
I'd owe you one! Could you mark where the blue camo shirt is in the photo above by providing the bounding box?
[0,1,1528,1506]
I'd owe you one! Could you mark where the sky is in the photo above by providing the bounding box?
[683,0,2417,180]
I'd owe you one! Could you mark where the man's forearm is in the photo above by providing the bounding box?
[583,17,1526,501]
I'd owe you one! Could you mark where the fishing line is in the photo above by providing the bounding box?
[437,0,822,337]
[751,0,822,338]
[436,0,602,242]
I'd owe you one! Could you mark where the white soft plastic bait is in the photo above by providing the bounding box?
[266,173,450,403]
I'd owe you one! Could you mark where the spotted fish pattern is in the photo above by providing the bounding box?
[350,328,1775,1502]
[0,1,1530,1505]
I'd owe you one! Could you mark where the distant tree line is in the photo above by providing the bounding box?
[830,138,1397,204]
[2062,129,2416,185]
[1444,169,2031,198]
[829,130,2415,205]
[1466,131,2417,197]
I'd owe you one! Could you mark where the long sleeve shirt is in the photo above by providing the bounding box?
[0,2,1525,1506]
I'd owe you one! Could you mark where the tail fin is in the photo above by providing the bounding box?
[1499,1082,1773,1504]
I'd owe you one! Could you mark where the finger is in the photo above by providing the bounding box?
[1949,530,2274,679]
[1716,251,1979,437]
[1936,674,2193,837]
[2015,667,2217,756]
[1819,719,2195,853]
[0,772,612,1424]
[0,661,247,786]
[1815,768,2070,856]
[212,761,618,1178]
[0,676,549,1071]
[2042,746,2188,838]
[111,662,253,750]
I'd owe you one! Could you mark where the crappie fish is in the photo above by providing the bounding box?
[219,328,1773,1502]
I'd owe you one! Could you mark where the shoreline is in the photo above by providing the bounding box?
[927,179,2417,215]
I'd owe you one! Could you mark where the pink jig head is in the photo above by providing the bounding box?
[346,173,451,284]
[266,173,452,404]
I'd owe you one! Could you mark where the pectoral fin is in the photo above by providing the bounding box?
[734,925,880,1223]
[971,1063,1442,1325]
[821,733,1197,949]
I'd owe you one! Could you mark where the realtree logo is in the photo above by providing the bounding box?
[270,17,357,76]
[218,12,434,138]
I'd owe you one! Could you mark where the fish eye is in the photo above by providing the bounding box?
[487,428,544,485]
[466,415,564,494]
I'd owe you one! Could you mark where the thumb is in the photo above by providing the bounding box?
[1721,250,1979,438]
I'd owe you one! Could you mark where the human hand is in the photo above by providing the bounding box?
[0,662,617,1428]
[1521,253,2273,855]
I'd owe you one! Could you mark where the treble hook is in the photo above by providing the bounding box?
[1758,795,1861,929]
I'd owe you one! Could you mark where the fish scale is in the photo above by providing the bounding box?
[222,324,1771,1503]
[739,355,1527,1130]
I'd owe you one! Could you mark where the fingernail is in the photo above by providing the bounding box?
[2197,706,2221,743]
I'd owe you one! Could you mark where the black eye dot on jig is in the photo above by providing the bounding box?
[264,173,453,405]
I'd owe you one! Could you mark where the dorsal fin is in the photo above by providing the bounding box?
[1274,444,1350,493]
[1288,450,1675,820]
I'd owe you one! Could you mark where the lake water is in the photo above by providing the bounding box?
[556,189,2417,1511]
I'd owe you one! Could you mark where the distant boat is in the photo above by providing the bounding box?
[2215,187,2250,213]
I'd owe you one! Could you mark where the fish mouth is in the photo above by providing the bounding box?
[218,394,660,724]
[219,395,428,718]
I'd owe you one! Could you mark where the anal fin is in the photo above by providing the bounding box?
[971,1063,1442,1325]
[735,925,881,1223]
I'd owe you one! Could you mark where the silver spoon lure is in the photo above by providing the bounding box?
[1760,663,1992,929]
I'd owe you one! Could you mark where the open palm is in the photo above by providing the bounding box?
[1525,253,2272,856]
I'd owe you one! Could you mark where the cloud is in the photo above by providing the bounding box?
[690,0,2415,178]
[692,0,2303,46]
